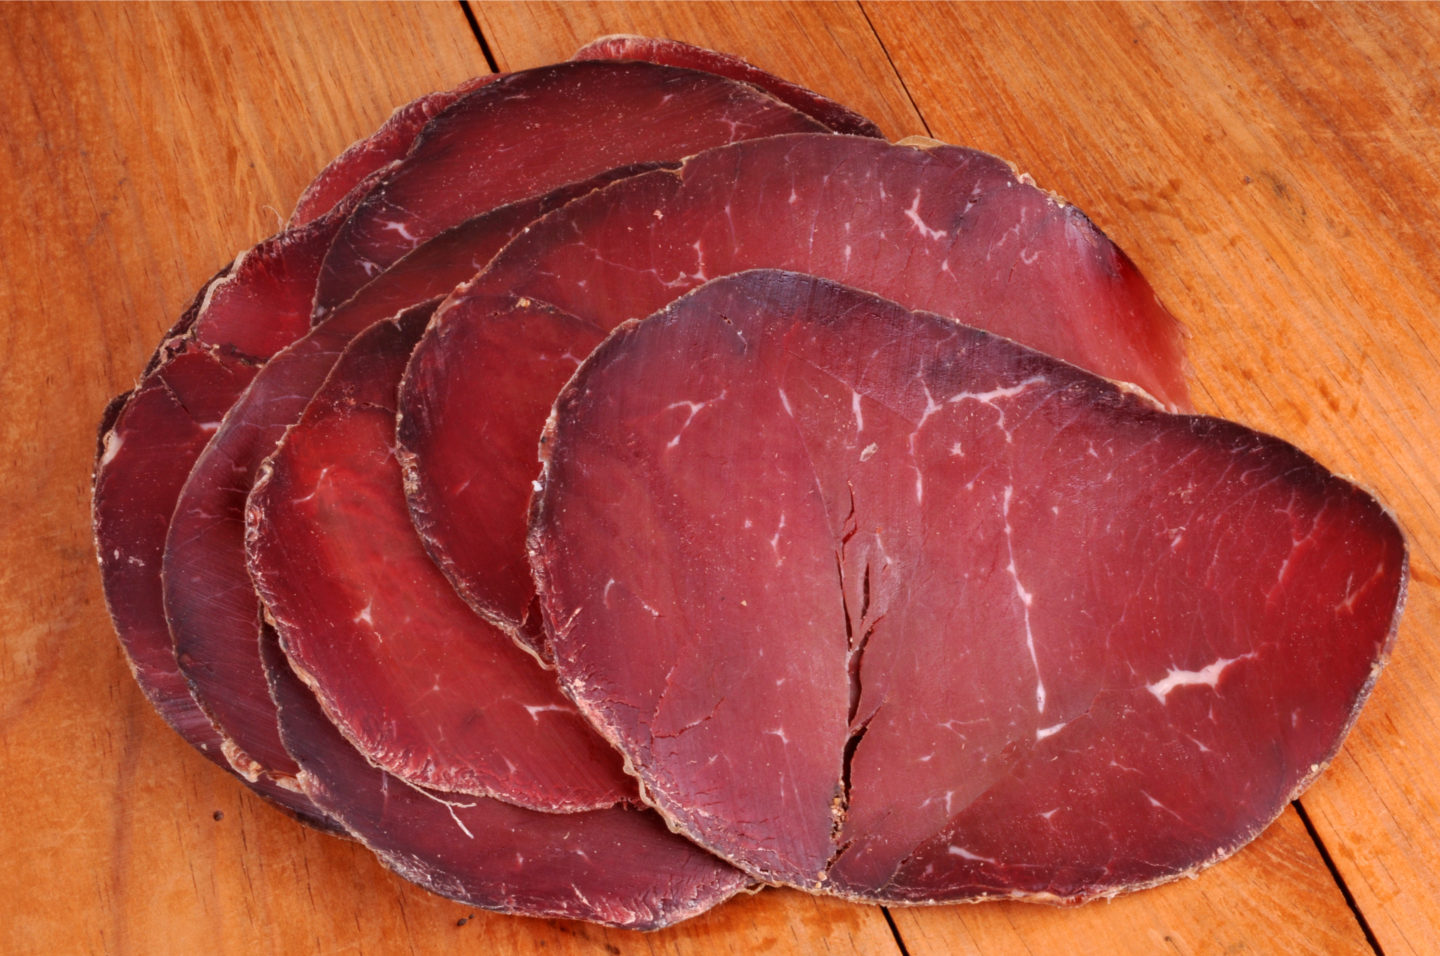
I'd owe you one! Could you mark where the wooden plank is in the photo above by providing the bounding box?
[864,2,1440,952]
[0,1,487,384]
[473,0,923,140]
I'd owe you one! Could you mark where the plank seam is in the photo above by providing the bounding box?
[855,0,932,137]
[1293,799,1386,956]
[457,1,499,74]
[881,906,913,956]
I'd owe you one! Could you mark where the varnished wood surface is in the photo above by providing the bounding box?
[2,3,1435,953]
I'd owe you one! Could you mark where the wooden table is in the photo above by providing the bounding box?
[4,3,1436,953]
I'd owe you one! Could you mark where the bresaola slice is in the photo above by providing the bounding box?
[293,33,880,229]
[572,35,882,137]
[289,74,498,227]
[529,271,1406,901]
[312,60,832,316]
[463,134,1189,407]
[260,625,749,930]
[94,278,234,761]
[399,296,609,657]
[400,132,1190,657]
[247,306,631,809]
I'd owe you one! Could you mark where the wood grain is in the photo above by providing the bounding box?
[3,1,1435,953]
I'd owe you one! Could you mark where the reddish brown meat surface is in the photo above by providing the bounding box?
[400,133,1189,658]
[248,307,632,809]
[260,625,749,930]
[530,270,1405,901]
[94,282,235,765]
[311,60,828,317]
[163,148,805,795]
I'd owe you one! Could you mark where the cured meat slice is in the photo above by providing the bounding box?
[571,35,882,137]
[95,278,228,757]
[96,345,249,751]
[165,165,672,788]
[345,161,667,327]
[530,270,1406,901]
[400,132,1189,657]
[290,75,498,227]
[247,305,631,809]
[311,60,829,317]
[94,191,372,821]
[260,625,749,930]
[398,296,608,657]
[298,31,866,228]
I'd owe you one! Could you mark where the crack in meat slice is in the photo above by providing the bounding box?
[311,59,830,317]
[260,624,749,930]
[247,306,633,810]
[529,270,1405,901]
[400,132,1190,661]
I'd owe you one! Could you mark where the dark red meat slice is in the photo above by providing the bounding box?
[311,60,828,317]
[351,161,668,326]
[571,35,882,138]
[290,75,498,227]
[260,625,748,930]
[95,277,228,764]
[247,305,631,808]
[529,270,1406,901]
[164,165,673,789]
[95,348,244,770]
[399,296,608,657]
[400,132,1189,658]
[96,345,249,754]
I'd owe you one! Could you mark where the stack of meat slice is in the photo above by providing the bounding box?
[93,36,1406,929]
